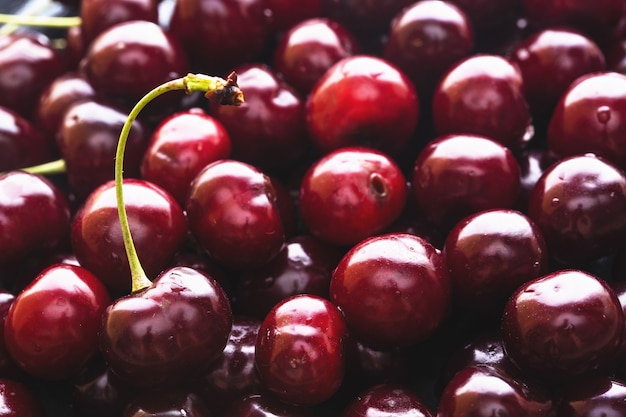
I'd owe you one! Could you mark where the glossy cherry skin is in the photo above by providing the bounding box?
[4,264,111,380]
[341,383,434,417]
[71,179,188,293]
[331,233,451,349]
[515,149,560,213]
[509,28,605,119]
[383,0,474,99]
[209,63,308,172]
[234,234,341,319]
[0,106,52,172]
[140,107,231,205]
[547,72,626,171]
[122,390,212,417]
[411,134,521,232]
[432,54,532,149]
[79,0,159,45]
[266,0,322,31]
[186,160,286,270]
[197,316,263,414]
[34,72,96,139]
[82,20,187,101]
[169,0,272,74]
[305,55,419,155]
[0,32,65,118]
[0,171,71,267]
[226,393,318,417]
[100,266,232,389]
[437,365,555,417]
[0,379,45,417]
[443,209,549,312]
[273,18,360,95]
[299,147,407,247]
[57,98,150,201]
[557,376,626,416]
[255,294,347,406]
[527,154,626,265]
[501,269,624,381]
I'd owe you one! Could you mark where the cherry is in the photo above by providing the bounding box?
[557,375,626,416]
[140,107,232,205]
[255,294,347,406]
[122,389,212,417]
[233,234,340,319]
[99,266,233,389]
[437,365,555,417]
[226,393,318,417]
[57,98,150,201]
[186,159,285,270]
[0,106,52,172]
[79,0,159,46]
[527,154,626,265]
[431,54,532,149]
[273,18,359,95]
[411,134,521,232]
[321,0,414,38]
[71,179,188,293]
[509,28,605,120]
[547,72,626,171]
[299,146,407,247]
[0,378,45,417]
[383,0,474,100]
[0,32,65,118]
[330,232,451,349]
[0,171,71,267]
[443,209,549,313]
[209,63,308,172]
[305,55,419,155]
[342,383,434,417]
[81,20,188,101]
[4,264,111,380]
[501,269,624,381]
[515,148,560,213]
[169,0,272,75]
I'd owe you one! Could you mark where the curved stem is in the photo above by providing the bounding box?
[21,159,66,175]
[0,14,81,28]
[116,73,243,293]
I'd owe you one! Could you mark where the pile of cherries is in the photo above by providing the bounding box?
[2,0,626,415]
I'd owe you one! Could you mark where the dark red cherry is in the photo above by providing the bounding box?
[411,134,521,231]
[255,294,347,406]
[71,179,188,293]
[34,72,96,139]
[0,291,21,380]
[557,375,626,416]
[169,0,272,74]
[527,154,626,265]
[170,251,235,299]
[56,98,150,201]
[437,365,555,417]
[0,106,52,172]
[321,0,414,37]
[443,209,548,312]
[383,0,474,99]
[0,378,45,417]
[234,234,340,319]
[185,160,286,271]
[226,393,318,417]
[341,383,434,417]
[209,63,308,172]
[100,266,232,389]
[0,171,71,267]
[79,0,159,46]
[65,25,87,70]
[140,107,231,205]
[299,146,407,247]
[266,0,322,31]
[198,316,263,414]
[305,55,419,155]
[0,32,65,118]
[501,269,624,380]
[122,389,212,417]
[331,233,451,349]
[432,54,532,149]
[509,28,605,119]
[273,18,359,95]
[4,264,111,380]
[547,72,626,171]
[82,20,187,101]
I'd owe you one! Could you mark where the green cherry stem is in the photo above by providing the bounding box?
[0,14,81,28]
[21,159,66,176]
[115,72,244,293]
